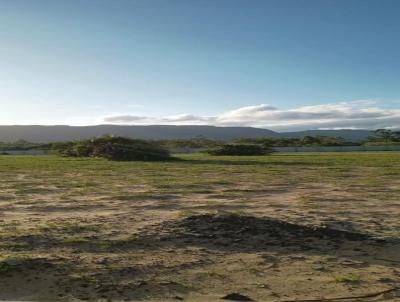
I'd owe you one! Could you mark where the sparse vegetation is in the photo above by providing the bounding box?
[335,273,362,284]
[37,222,94,233]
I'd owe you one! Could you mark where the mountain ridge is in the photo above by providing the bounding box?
[0,125,375,142]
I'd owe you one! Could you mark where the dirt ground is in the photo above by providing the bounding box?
[0,153,399,301]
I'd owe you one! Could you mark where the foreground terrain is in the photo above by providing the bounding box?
[0,153,399,301]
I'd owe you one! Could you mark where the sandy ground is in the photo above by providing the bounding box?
[0,154,399,301]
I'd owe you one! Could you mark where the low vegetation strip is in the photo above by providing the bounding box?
[2,129,400,154]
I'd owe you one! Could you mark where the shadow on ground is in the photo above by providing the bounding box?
[2,213,399,301]
[146,213,370,249]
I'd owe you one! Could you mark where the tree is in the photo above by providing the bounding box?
[369,129,400,142]
[54,136,171,161]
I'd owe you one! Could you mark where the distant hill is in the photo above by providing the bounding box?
[282,129,373,141]
[0,125,374,142]
[0,125,279,142]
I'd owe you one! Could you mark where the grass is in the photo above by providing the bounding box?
[335,273,362,284]
[1,152,399,218]
[96,235,139,250]
[0,153,398,203]
[37,222,95,233]
[1,153,399,188]
[62,237,90,245]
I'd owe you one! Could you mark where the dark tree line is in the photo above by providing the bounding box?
[232,136,355,147]
[2,130,400,156]
[0,139,44,151]
[368,129,400,143]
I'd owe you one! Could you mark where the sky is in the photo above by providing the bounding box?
[0,0,399,131]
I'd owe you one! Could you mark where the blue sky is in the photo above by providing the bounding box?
[0,0,399,130]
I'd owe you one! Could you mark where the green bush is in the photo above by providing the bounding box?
[206,144,273,156]
[55,136,171,161]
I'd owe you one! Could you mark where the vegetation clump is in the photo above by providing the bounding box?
[55,136,171,161]
[335,273,362,284]
[206,144,272,156]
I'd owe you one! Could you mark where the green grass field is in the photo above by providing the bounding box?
[1,152,399,196]
[0,153,399,301]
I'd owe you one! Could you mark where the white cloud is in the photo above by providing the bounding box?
[102,101,400,131]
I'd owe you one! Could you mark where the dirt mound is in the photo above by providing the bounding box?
[167,214,369,250]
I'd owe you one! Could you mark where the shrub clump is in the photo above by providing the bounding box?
[206,144,273,156]
[55,136,171,161]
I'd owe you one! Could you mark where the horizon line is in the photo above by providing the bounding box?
[0,124,382,133]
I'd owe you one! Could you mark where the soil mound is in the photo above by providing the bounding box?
[169,214,369,250]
